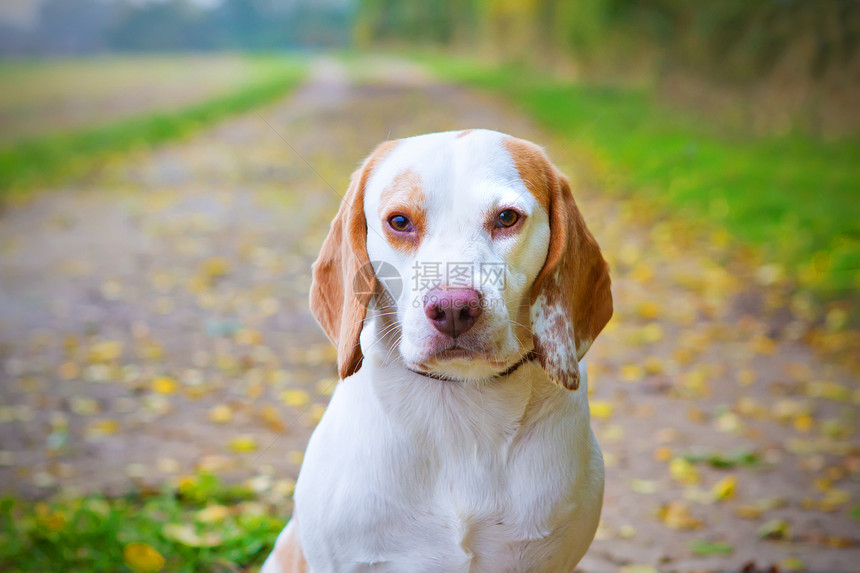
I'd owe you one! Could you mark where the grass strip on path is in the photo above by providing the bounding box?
[0,57,306,198]
[422,56,860,306]
[0,473,285,572]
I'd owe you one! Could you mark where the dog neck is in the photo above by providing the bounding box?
[404,350,539,382]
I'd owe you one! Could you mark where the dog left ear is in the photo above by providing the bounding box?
[522,148,613,391]
[310,141,398,380]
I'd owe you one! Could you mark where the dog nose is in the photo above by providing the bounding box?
[423,288,483,338]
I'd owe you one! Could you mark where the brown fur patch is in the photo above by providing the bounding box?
[310,139,399,380]
[457,129,474,138]
[378,168,425,253]
[504,136,613,390]
[503,137,552,212]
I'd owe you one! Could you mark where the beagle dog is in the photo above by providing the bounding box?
[263,129,613,573]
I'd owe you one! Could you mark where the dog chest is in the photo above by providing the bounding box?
[294,375,601,572]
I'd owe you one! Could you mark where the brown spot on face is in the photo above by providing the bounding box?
[457,129,474,139]
[378,168,425,253]
[503,137,553,212]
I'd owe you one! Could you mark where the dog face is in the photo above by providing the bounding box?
[311,129,612,390]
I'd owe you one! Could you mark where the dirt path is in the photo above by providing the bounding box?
[0,58,857,572]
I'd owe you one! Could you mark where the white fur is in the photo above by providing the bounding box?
[265,130,604,572]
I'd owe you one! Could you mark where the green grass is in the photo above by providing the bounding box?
[0,57,305,197]
[0,55,295,143]
[423,57,860,301]
[0,473,286,572]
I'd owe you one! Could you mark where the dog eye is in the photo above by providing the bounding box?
[496,209,520,228]
[388,214,413,232]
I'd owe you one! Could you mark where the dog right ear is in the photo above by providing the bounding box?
[504,137,612,392]
[310,140,399,380]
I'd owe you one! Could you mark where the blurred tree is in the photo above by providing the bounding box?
[2,0,355,55]
[354,0,860,83]
[35,0,115,54]
[106,0,220,52]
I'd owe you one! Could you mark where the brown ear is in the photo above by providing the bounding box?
[508,139,612,391]
[310,141,398,380]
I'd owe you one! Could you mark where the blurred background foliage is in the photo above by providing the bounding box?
[0,0,354,53]
[354,0,860,136]
[3,0,858,136]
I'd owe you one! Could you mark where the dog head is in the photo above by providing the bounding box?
[310,129,612,390]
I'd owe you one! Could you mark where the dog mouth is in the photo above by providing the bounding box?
[412,344,511,371]
[431,347,474,360]
[408,345,536,382]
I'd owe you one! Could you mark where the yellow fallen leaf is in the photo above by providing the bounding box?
[658,501,703,530]
[735,505,762,519]
[196,504,231,524]
[196,455,232,473]
[820,418,849,438]
[793,413,813,432]
[738,369,756,386]
[820,488,851,511]
[229,435,258,453]
[630,479,658,494]
[85,419,119,440]
[281,389,310,408]
[752,335,777,355]
[57,362,80,380]
[70,396,100,416]
[620,364,644,382]
[711,475,736,502]
[39,511,66,531]
[681,368,710,397]
[590,400,613,420]
[780,558,806,572]
[248,382,264,399]
[273,478,296,498]
[163,523,222,547]
[805,381,850,402]
[653,446,672,462]
[620,566,658,573]
[200,257,230,279]
[736,397,767,419]
[643,356,663,375]
[758,519,790,540]
[208,405,233,424]
[687,407,707,424]
[156,457,180,474]
[630,264,654,284]
[235,329,263,346]
[140,339,164,361]
[714,411,742,433]
[123,542,165,572]
[669,457,701,485]
[636,301,661,320]
[88,341,122,363]
[641,323,663,343]
[151,376,178,395]
[260,404,287,432]
[214,354,238,373]
[618,524,636,539]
